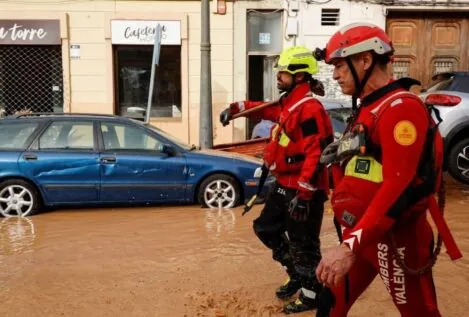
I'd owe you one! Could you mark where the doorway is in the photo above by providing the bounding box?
[247,55,279,139]
[387,11,469,88]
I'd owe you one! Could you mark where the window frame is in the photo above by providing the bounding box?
[0,121,43,151]
[32,119,98,152]
[98,121,165,155]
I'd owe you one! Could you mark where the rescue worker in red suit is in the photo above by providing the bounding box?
[313,23,462,316]
[220,46,334,314]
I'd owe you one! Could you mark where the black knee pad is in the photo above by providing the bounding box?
[252,220,274,248]
[294,263,322,291]
[273,246,292,267]
[290,246,321,268]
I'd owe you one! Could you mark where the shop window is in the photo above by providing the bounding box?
[114,45,181,118]
[432,57,457,76]
[393,59,411,79]
[247,10,282,53]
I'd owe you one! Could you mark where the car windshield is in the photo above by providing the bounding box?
[146,124,193,151]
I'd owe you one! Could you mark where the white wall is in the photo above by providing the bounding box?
[235,0,469,139]
[284,0,385,101]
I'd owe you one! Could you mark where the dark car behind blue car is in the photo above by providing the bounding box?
[0,114,273,217]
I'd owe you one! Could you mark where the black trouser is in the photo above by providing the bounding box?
[253,182,326,297]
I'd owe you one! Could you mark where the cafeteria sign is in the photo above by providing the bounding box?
[111,20,181,45]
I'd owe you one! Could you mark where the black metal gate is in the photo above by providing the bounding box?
[0,45,64,115]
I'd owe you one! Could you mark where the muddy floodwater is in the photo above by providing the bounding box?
[1,176,468,317]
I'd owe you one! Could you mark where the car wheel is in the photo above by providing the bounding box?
[448,138,469,185]
[0,179,41,217]
[198,174,240,209]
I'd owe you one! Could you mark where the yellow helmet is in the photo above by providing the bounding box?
[274,45,319,75]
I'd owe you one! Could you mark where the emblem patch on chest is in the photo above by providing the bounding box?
[354,158,371,174]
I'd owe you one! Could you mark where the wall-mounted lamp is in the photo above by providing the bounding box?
[215,0,226,15]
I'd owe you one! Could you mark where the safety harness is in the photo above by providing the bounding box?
[336,89,462,275]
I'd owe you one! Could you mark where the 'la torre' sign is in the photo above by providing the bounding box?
[0,20,60,45]
[111,20,181,45]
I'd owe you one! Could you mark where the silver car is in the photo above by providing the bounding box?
[421,72,469,185]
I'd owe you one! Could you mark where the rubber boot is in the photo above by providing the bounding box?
[275,276,301,299]
[283,289,317,314]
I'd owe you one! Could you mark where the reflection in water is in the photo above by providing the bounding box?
[204,208,236,235]
[0,216,36,256]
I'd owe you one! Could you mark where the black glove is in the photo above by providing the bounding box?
[219,108,232,127]
[316,287,335,317]
[288,195,310,222]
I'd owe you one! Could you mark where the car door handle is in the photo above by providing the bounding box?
[23,154,38,161]
[101,157,116,163]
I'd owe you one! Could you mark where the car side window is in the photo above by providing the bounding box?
[0,122,39,149]
[39,121,94,150]
[100,123,161,151]
[327,108,352,139]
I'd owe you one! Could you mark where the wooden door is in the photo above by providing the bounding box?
[387,12,469,88]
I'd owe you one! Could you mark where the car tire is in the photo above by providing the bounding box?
[0,179,41,217]
[198,174,241,209]
[447,138,469,185]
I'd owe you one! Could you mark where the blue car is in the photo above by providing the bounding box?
[0,113,273,217]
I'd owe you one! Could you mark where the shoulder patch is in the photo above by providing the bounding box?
[301,118,318,137]
[393,120,417,146]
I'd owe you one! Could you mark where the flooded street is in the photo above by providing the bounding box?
[1,176,468,317]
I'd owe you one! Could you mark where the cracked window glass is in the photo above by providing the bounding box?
[0,122,38,149]
[101,123,161,151]
[39,121,94,150]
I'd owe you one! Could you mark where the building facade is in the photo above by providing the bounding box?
[0,0,236,146]
[0,0,468,145]
[280,0,469,96]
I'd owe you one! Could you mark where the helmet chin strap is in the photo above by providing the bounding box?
[345,56,377,112]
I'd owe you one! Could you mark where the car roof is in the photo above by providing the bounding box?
[1,113,138,123]
[321,98,352,109]
[432,71,469,81]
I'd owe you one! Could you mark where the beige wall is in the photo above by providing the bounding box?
[0,0,235,146]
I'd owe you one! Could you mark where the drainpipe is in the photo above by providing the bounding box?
[200,0,214,149]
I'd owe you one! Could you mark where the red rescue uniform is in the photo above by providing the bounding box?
[243,82,334,307]
[329,79,445,316]
[234,82,333,193]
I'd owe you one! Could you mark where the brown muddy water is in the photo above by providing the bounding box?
[1,177,468,317]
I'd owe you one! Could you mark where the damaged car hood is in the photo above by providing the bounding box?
[190,149,262,165]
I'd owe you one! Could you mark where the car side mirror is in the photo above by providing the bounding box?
[158,144,176,156]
